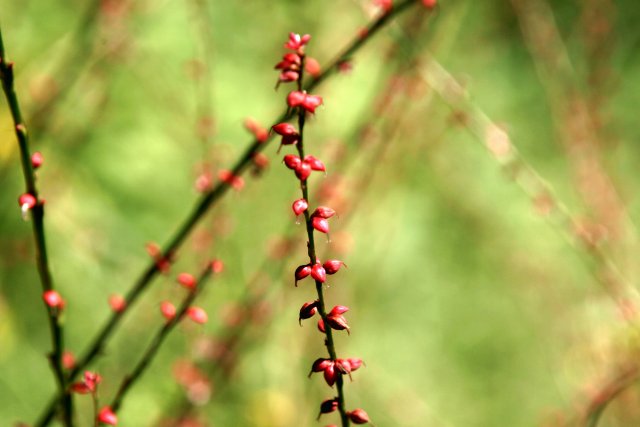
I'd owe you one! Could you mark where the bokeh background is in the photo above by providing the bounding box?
[2,0,640,426]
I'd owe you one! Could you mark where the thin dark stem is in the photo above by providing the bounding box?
[111,262,216,413]
[35,2,419,424]
[295,55,349,426]
[0,27,73,427]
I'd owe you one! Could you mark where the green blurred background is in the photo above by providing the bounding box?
[2,0,640,426]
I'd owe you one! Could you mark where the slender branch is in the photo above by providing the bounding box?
[0,27,73,426]
[35,2,420,424]
[110,261,217,413]
[583,366,640,427]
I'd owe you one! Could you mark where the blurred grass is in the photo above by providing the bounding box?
[2,0,640,426]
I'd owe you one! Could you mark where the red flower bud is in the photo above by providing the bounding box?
[211,259,224,274]
[108,294,126,313]
[160,301,176,321]
[98,406,118,425]
[422,0,437,9]
[317,317,326,333]
[299,300,318,325]
[304,155,325,172]
[284,33,311,52]
[287,90,306,108]
[346,357,363,371]
[31,151,44,169]
[312,216,329,234]
[335,358,352,375]
[272,122,298,136]
[323,259,346,275]
[62,351,76,370]
[305,57,321,77]
[318,398,339,419]
[309,358,333,376]
[330,305,350,315]
[311,263,326,282]
[279,70,299,82]
[177,273,196,290]
[323,363,337,386]
[312,206,336,219]
[326,306,350,333]
[19,193,37,210]
[43,290,64,309]
[348,408,370,424]
[292,198,308,216]
[294,264,312,286]
[302,94,323,113]
[187,306,208,324]
[283,154,301,170]
[295,161,312,181]
[283,53,301,65]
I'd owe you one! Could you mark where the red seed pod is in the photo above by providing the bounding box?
[295,161,312,181]
[294,264,312,286]
[299,300,318,325]
[287,90,306,108]
[62,351,76,370]
[98,406,118,426]
[70,382,92,394]
[304,155,325,172]
[347,358,363,371]
[309,358,333,376]
[312,216,329,234]
[326,314,350,333]
[348,408,371,424]
[272,122,298,136]
[160,301,177,321]
[283,52,302,66]
[317,317,326,333]
[292,198,308,216]
[323,363,337,386]
[187,306,208,324]
[335,358,352,375]
[31,151,44,169]
[108,294,126,313]
[311,263,326,283]
[279,70,299,82]
[323,259,346,275]
[312,206,336,219]
[285,33,311,52]
[422,0,437,9]
[302,94,323,113]
[211,259,225,274]
[283,154,301,170]
[330,305,349,316]
[318,398,339,419]
[177,273,196,290]
[43,290,63,309]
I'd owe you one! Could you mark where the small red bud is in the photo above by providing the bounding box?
[272,122,298,136]
[422,0,437,9]
[311,263,326,282]
[279,70,299,82]
[303,94,323,113]
[19,193,37,210]
[187,306,208,324]
[305,57,321,77]
[326,314,350,333]
[160,301,176,321]
[347,358,363,371]
[31,151,43,169]
[299,300,318,325]
[312,216,330,234]
[309,358,334,376]
[211,259,224,274]
[323,363,337,386]
[283,53,301,65]
[304,155,325,172]
[177,273,196,290]
[312,206,336,219]
[347,408,370,424]
[287,90,306,108]
[283,154,301,170]
[318,398,339,419]
[294,264,312,286]
[323,259,346,275]
[335,358,352,375]
[295,161,312,181]
[292,198,308,216]
[98,406,118,425]
[330,305,349,315]
[62,351,76,370]
[43,290,64,309]
[70,382,92,394]
[108,294,126,313]
[317,317,326,333]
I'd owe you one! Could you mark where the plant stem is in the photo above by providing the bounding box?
[35,2,419,424]
[111,262,216,413]
[0,27,73,427]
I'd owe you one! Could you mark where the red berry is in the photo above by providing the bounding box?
[335,358,352,375]
[272,122,298,136]
[287,90,306,108]
[347,357,363,371]
[160,301,176,321]
[187,306,208,324]
[302,94,323,113]
[283,154,301,170]
[309,358,333,376]
[311,263,326,282]
[312,206,336,219]
[98,406,118,425]
[31,151,44,169]
[292,198,308,216]
[312,216,329,234]
[304,155,325,172]
[177,273,196,290]
[211,259,224,274]
[317,317,326,333]
[305,57,321,77]
[299,300,318,324]
[348,408,370,424]
[323,259,346,275]
[330,305,349,315]
[279,70,299,82]
[43,290,63,309]
[18,193,37,210]
[422,0,437,9]
[62,351,76,370]
[108,294,126,313]
[295,161,312,181]
[294,264,312,286]
[323,363,337,386]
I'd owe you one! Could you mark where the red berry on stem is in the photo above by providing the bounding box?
[312,216,329,234]
[292,198,308,216]
[323,259,346,275]
[311,263,326,282]
[283,154,301,170]
[98,406,118,425]
[177,273,196,290]
[309,358,334,376]
[108,294,126,313]
[318,398,339,419]
[295,161,312,181]
[313,206,336,219]
[187,306,208,324]
[323,363,337,386]
[348,408,371,424]
[18,193,37,210]
[211,259,224,274]
[287,90,306,108]
[160,301,176,321]
[304,155,326,172]
[43,290,64,309]
[299,300,318,324]
[31,151,43,169]
[294,264,312,286]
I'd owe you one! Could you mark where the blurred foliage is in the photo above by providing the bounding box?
[2,0,640,426]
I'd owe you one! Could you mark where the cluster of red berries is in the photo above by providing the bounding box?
[272,32,370,426]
